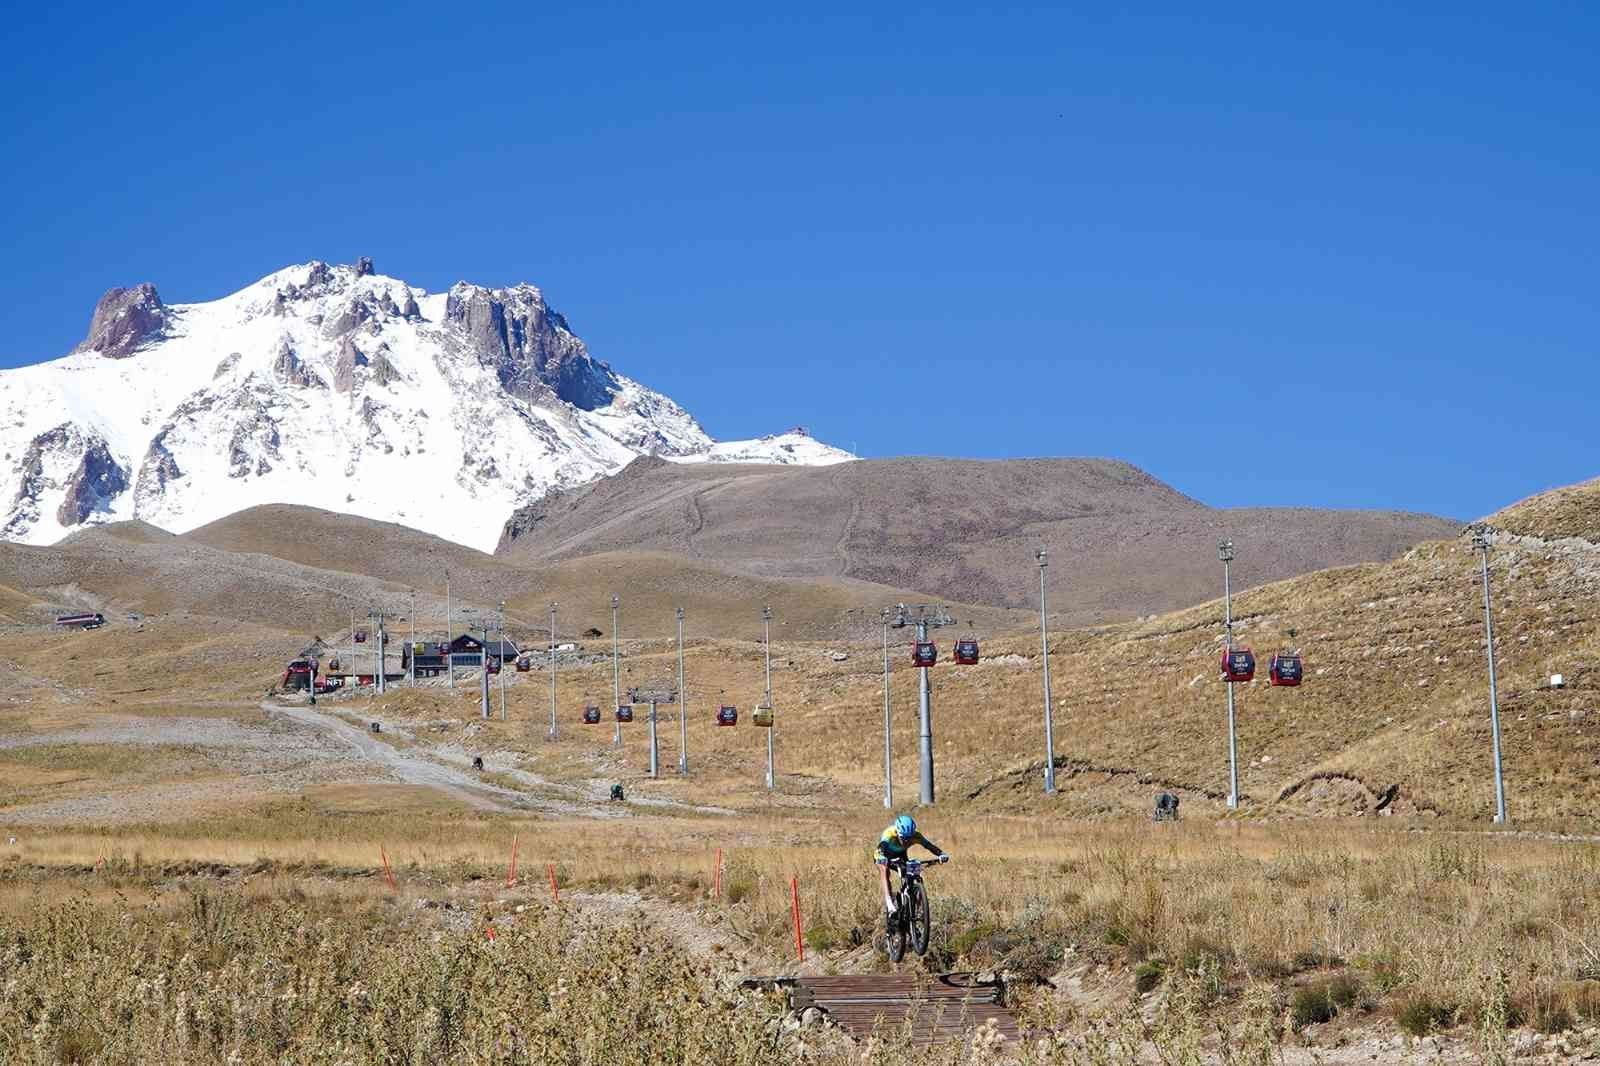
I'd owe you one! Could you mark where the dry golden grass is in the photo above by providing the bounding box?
[7,804,1600,1056]
[0,579,39,622]
[1485,476,1600,542]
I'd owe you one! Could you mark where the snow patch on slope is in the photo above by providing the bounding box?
[667,428,855,467]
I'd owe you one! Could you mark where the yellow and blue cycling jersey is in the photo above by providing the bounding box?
[874,824,943,864]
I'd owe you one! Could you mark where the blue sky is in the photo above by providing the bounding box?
[3,3,1595,522]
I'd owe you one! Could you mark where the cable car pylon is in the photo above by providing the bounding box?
[887,602,954,806]
[1219,540,1240,810]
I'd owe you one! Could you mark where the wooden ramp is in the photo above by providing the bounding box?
[755,973,1021,1046]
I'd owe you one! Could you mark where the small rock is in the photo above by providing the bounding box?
[800,1007,823,1027]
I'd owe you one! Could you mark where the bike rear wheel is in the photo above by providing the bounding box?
[908,880,931,956]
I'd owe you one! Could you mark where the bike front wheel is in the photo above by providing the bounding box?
[908,881,931,956]
[886,904,908,963]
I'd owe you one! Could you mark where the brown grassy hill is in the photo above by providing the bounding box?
[0,582,41,624]
[1483,475,1600,541]
[496,457,1460,623]
[0,527,416,631]
[416,475,1592,824]
[2,519,1020,646]
[2,477,1594,827]
[64,520,178,546]
[499,550,1025,643]
[181,505,520,604]
[178,506,1020,640]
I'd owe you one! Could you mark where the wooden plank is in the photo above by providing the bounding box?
[775,971,1019,1045]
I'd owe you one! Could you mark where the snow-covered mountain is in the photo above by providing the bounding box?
[0,259,853,551]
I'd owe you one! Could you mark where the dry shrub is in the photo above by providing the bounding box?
[1395,991,1457,1037]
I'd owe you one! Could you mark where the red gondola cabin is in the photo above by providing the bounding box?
[954,638,979,665]
[615,705,634,723]
[582,705,602,724]
[515,656,532,672]
[486,658,501,675]
[1221,647,1256,683]
[912,642,938,668]
[280,659,316,690]
[716,705,738,726]
[1269,653,1303,687]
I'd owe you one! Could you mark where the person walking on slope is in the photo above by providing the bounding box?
[875,814,948,914]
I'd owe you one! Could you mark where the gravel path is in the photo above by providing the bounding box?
[260,701,576,816]
[0,696,736,825]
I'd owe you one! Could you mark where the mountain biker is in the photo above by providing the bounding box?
[875,814,948,914]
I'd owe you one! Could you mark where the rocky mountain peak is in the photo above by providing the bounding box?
[443,282,617,411]
[75,282,166,359]
[0,261,853,549]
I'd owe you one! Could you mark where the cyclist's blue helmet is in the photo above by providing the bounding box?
[894,815,916,839]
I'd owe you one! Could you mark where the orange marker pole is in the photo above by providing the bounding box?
[548,862,559,904]
[506,833,519,888]
[791,875,804,963]
[380,845,397,892]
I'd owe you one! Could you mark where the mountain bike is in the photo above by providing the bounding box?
[885,857,945,962]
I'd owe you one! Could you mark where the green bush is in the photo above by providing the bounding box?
[804,925,839,952]
[1328,973,1365,1010]
[1290,983,1336,1029]
[948,921,999,957]
[1395,992,1456,1037]
[1134,959,1168,995]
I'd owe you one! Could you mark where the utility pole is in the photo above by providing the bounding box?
[611,595,622,746]
[1038,550,1057,794]
[1473,530,1508,823]
[763,605,775,790]
[548,602,559,740]
[880,607,892,809]
[631,684,675,779]
[1219,540,1239,810]
[349,605,355,688]
[497,600,507,722]
[445,571,454,690]
[479,620,491,720]
[408,588,416,684]
[676,607,688,775]
[368,608,387,695]
[889,603,954,805]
